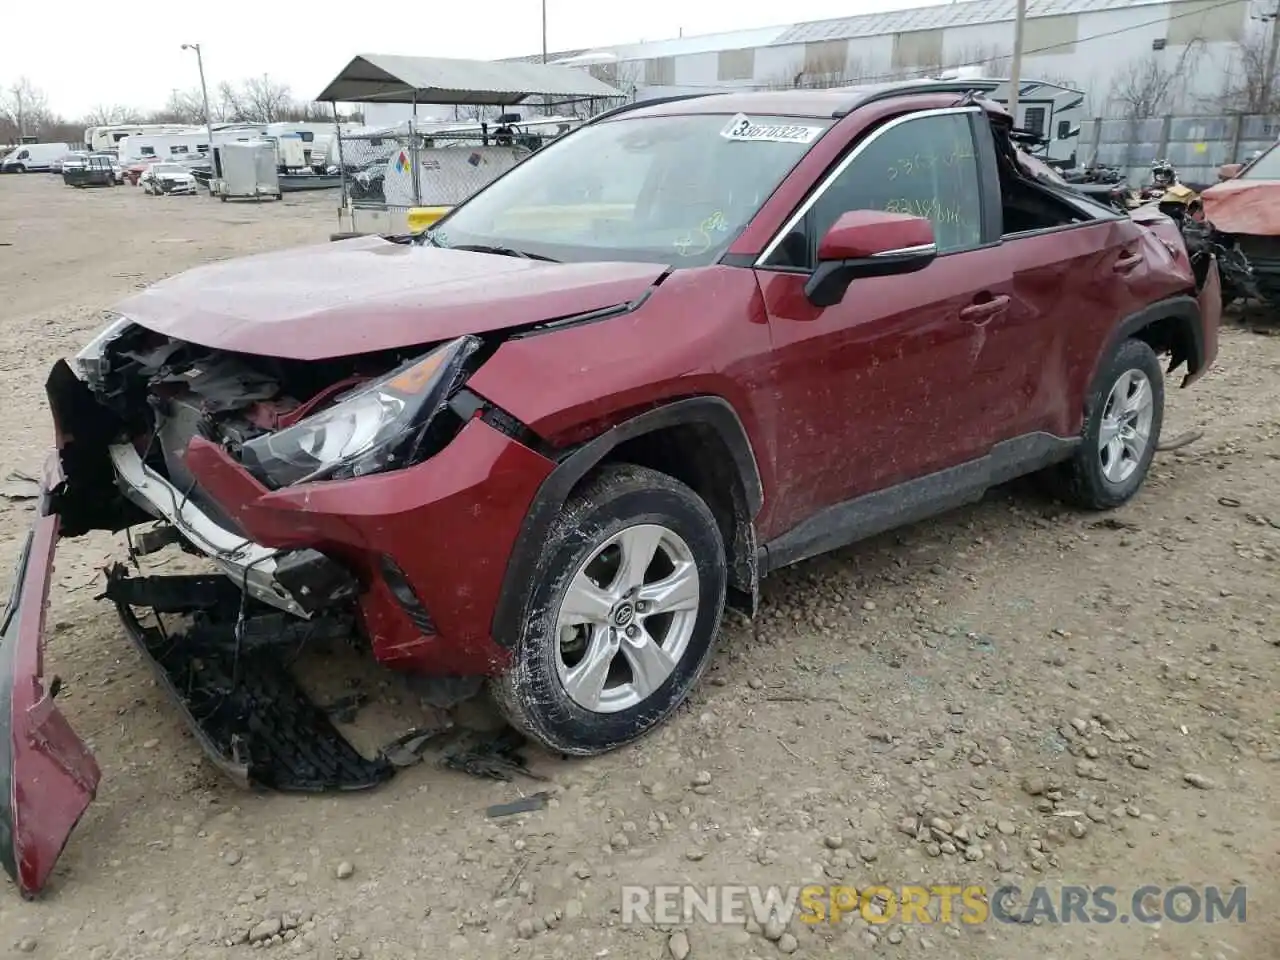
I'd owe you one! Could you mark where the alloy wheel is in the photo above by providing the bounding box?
[554,523,701,714]
[1098,368,1154,484]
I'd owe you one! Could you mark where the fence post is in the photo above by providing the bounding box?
[1228,112,1243,163]
[1090,115,1102,165]
[410,94,421,207]
[332,101,347,217]
[1157,114,1172,161]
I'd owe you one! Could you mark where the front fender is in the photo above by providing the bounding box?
[484,396,764,647]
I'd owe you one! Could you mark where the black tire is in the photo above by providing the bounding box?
[491,463,727,756]
[1046,337,1165,510]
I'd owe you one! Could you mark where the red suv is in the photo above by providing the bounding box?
[3,80,1220,896]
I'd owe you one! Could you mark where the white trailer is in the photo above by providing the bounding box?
[116,129,260,164]
[932,69,1086,167]
[84,123,192,153]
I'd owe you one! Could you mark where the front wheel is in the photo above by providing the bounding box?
[1046,337,1165,509]
[491,464,727,756]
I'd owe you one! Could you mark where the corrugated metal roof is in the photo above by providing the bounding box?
[571,25,792,64]
[771,0,1168,43]
[316,54,621,104]
[499,48,589,65]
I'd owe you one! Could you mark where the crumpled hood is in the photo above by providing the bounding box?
[1201,178,1280,235]
[112,236,670,359]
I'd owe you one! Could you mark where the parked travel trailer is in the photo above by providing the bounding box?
[84,123,191,153]
[115,129,268,164]
[1,142,80,173]
[933,69,1085,167]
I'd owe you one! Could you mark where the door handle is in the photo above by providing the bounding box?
[1113,251,1144,272]
[959,294,1010,324]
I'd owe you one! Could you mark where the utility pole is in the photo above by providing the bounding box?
[1007,0,1027,122]
[181,43,216,164]
[1265,2,1280,112]
[541,0,549,114]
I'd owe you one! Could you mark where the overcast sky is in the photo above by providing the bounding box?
[5,0,927,118]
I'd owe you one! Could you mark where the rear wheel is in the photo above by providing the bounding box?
[491,464,727,756]
[1046,337,1164,509]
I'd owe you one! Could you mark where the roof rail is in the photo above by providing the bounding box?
[583,92,718,125]
[833,79,1003,117]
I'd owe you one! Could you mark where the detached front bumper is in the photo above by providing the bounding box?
[0,456,102,899]
[1188,254,1222,387]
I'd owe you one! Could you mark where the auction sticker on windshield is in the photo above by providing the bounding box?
[720,113,823,144]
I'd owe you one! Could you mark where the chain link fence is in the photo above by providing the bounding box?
[335,123,573,215]
[1080,112,1280,187]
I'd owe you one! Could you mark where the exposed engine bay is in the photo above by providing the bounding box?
[44,321,496,792]
[52,320,488,613]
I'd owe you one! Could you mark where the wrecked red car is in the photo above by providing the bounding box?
[3,80,1222,896]
[1202,142,1280,304]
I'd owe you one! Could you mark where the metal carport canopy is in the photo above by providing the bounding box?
[316,54,622,105]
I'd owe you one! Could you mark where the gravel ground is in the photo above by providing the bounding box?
[0,174,1277,960]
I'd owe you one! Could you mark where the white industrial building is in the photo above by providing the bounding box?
[359,0,1271,129]
[563,0,1266,113]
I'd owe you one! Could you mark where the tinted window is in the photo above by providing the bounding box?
[780,112,983,266]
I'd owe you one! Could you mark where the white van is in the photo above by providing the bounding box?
[1,142,79,173]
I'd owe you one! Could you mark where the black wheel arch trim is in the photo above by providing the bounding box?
[489,395,764,648]
[1101,293,1205,388]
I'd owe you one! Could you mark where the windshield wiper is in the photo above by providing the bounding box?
[449,243,559,262]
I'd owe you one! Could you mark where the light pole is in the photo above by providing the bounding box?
[181,43,215,166]
[1006,0,1027,123]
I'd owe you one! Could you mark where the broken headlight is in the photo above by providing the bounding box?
[239,335,481,488]
[71,312,133,388]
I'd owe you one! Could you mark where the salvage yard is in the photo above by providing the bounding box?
[0,174,1278,959]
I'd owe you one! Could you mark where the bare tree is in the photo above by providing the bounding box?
[1108,55,1179,118]
[1209,35,1280,113]
[85,104,144,126]
[218,74,293,123]
[0,77,51,140]
[242,74,293,122]
[148,88,209,124]
[1108,42,1204,118]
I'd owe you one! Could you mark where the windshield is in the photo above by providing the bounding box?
[428,112,832,266]
[152,163,185,174]
[1240,142,1280,180]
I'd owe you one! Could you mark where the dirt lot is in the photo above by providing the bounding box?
[0,174,1277,960]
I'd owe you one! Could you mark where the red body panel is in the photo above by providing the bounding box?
[754,248,1015,529]
[114,239,671,360]
[183,419,555,671]
[0,455,101,898]
[1200,178,1280,235]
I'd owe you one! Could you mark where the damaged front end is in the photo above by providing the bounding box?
[3,314,552,896]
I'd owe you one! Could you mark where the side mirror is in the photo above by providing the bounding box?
[1217,163,1243,181]
[804,210,937,308]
